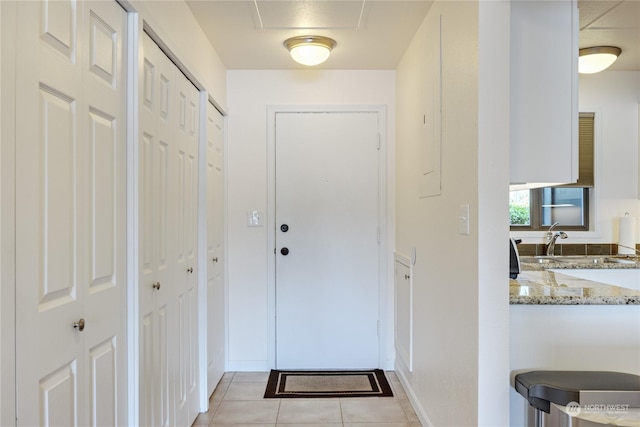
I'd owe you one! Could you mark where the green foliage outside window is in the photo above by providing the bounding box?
[510,204,530,225]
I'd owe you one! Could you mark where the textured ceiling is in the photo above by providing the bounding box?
[578,0,640,71]
[186,0,640,71]
[185,0,433,69]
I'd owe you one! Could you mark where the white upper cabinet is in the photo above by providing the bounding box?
[510,0,579,186]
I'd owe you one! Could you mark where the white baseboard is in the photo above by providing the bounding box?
[227,360,271,372]
[395,359,433,427]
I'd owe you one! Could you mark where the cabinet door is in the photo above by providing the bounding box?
[510,0,578,185]
[394,255,412,372]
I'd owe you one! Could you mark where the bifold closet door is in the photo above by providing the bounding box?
[15,1,128,425]
[140,32,200,427]
[174,57,201,426]
[140,33,174,427]
[206,103,225,396]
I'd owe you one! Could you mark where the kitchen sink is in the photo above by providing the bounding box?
[519,256,561,264]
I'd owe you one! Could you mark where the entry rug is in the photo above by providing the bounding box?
[264,369,394,398]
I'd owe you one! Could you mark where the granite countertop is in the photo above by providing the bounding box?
[510,270,640,305]
[520,255,639,271]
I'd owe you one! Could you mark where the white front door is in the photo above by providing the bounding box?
[275,111,381,369]
[15,1,127,425]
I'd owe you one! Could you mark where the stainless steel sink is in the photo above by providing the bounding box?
[519,256,561,264]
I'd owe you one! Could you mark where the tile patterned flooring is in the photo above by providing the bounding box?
[192,371,422,427]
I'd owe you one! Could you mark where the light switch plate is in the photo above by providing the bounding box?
[459,204,470,235]
[247,210,264,227]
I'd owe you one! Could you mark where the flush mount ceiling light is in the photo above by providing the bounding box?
[578,46,622,74]
[283,35,337,66]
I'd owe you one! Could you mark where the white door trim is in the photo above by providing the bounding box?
[266,105,388,369]
[0,2,18,424]
[126,9,141,427]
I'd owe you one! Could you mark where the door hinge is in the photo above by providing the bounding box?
[376,133,381,150]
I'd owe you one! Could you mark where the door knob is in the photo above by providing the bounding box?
[152,281,161,290]
[404,274,410,280]
[73,318,85,332]
[187,267,193,274]
[280,247,289,256]
[280,224,289,232]
[212,257,218,263]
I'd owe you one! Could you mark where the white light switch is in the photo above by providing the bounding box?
[459,204,470,235]
[247,210,264,227]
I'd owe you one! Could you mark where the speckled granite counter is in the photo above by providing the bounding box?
[520,255,639,271]
[510,270,640,305]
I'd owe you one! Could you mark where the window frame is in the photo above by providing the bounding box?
[510,187,590,231]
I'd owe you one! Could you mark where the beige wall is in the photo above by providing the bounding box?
[395,1,510,425]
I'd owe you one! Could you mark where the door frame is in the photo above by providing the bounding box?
[266,105,389,369]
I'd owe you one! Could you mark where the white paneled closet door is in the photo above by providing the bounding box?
[206,103,225,396]
[140,32,201,427]
[174,62,200,426]
[15,1,128,426]
[140,34,174,427]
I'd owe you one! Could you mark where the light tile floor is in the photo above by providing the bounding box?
[192,371,422,427]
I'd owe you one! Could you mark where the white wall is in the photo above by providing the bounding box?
[515,71,640,245]
[580,71,640,244]
[395,1,510,425]
[226,70,396,371]
[509,305,640,426]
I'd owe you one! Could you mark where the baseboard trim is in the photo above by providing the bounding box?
[227,360,270,372]
[395,359,433,427]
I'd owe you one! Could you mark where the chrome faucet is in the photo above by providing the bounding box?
[546,222,568,256]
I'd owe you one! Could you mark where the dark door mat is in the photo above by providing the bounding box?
[264,369,394,398]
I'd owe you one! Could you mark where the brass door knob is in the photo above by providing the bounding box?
[73,318,85,332]
[187,267,193,274]
[152,282,161,290]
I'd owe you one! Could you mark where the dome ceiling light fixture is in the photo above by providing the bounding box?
[578,46,622,74]
[283,35,337,66]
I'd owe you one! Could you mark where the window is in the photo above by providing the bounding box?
[510,113,594,231]
[510,187,590,231]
